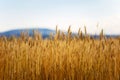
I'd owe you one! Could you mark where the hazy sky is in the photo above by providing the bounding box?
[0,0,120,34]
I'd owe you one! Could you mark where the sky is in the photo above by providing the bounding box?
[0,0,120,34]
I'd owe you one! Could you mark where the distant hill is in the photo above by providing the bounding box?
[0,28,119,39]
[0,28,55,38]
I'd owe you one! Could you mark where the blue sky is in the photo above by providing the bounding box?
[0,0,120,34]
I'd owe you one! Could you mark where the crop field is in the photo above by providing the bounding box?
[0,27,120,80]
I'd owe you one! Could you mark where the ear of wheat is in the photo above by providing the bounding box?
[0,27,120,80]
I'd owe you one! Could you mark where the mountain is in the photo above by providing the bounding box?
[0,28,119,39]
[0,28,55,39]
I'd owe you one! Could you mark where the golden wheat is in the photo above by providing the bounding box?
[0,28,120,80]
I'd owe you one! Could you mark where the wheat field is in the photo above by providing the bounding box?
[0,27,120,80]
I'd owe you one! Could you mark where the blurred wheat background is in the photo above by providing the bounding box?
[0,27,120,80]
